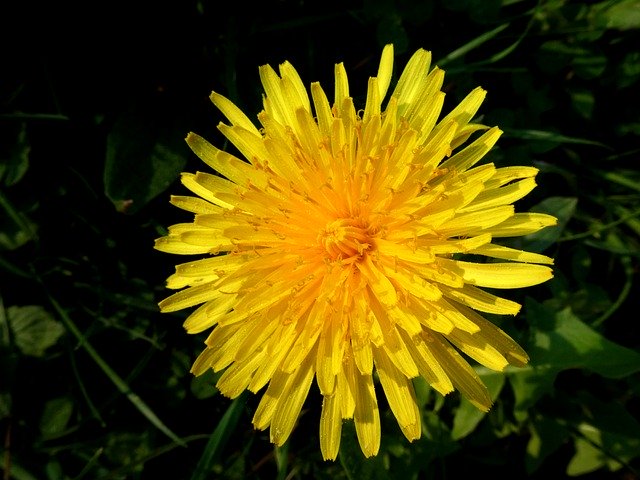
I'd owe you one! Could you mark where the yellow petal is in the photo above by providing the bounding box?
[248,322,299,393]
[337,367,356,419]
[217,124,269,166]
[159,283,218,313]
[319,393,342,461]
[460,177,537,213]
[485,212,558,237]
[377,44,394,101]
[424,296,480,333]
[485,166,539,189]
[438,283,521,316]
[217,348,266,398]
[233,314,278,362]
[400,330,453,396]
[180,172,234,209]
[447,328,509,371]
[316,306,345,394]
[270,352,316,445]
[453,302,529,367]
[427,332,492,411]
[334,62,350,112]
[373,347,421,441]
[311,82,333,137]
[345,357,380,457]
[436,86,486,133]
[252,368,290,430]
[439,126,502,174]
[170,195,222,214]
[154,235,212,255]
[279,61,311,113]
[383,266,442,302]
[391,48,432,116]
[173,253,250,277]
[209,91,261,135]
[259,64,296,127]
[377,239,435,264]
[363,77,381,123]
[184,294,237,333]
[469,243,554,265]
[440,258,554,289]
[437,205,515,237]
[186,132,268,188]
[205,319,258,371]
[357,256,397,308]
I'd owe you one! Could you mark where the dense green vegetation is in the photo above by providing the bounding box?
[2,0,639,478]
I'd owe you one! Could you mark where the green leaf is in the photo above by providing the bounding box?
[617,51,640,88]
[8,305,65,357]
[0,189,38,251]
[412,376,433,410]
[531,307,640,378]
[104,101,188,214]
[526,416,570,474]
[0,457,40,480]
[0,122,30,187]
[338,420,389,480]
[566,395,640,476]
[569,89,595,120]
[593,0,640,31]
[524,196,578,253]
[511,301,640,413]
[573,53,607,80]
[568,433,609,476]
[451,368,505,440]
[509,365,557,419]
[0,393,12,420]
[40,397,74,440]
[190,369,221,399]
[104,432,152,469]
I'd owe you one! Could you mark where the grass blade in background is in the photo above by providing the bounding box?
[45,292,186,447]
[190,393,247,480]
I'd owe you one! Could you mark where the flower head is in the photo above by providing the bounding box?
[155,44,556,460]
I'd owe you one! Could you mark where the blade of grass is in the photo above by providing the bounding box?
[593,252,633,327]
[0,190,37,242]
[483,8,537,64]
[503,128,612,149]
[439,2,542,72]
[438,23,510,67]
[275,442,289,480]
[601,171,640,192]
[0,255,31,279]
[44,292,186,447]
[190,393,247,480]
[68,344,106,427]
[72,448,104,480]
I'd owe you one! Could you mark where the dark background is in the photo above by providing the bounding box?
[2,1,639,479]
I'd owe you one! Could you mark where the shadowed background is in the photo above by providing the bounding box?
[1,0,639,479]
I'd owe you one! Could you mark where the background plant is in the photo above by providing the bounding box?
[1,0,639,479]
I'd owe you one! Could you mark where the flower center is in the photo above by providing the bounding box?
[319,218,374,260]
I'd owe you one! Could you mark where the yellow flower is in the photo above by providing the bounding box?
[155,44,556,460]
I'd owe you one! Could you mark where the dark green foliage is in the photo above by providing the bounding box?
[1,0,639,478]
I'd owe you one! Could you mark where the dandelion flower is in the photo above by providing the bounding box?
[155,44,556,460]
